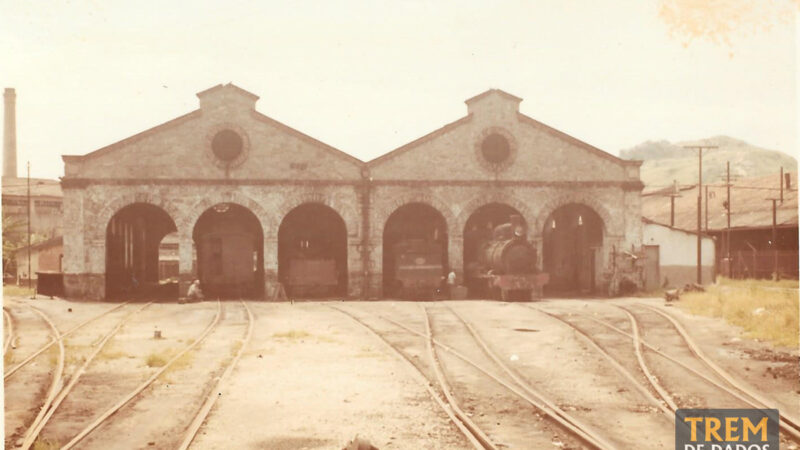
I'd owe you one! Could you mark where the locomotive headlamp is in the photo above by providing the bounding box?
[514,226,524,237]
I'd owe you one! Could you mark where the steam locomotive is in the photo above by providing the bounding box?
[467,215,549,300]
[388,238,445,299]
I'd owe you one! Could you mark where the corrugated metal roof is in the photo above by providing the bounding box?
[642,171,797,231]
[1,177,62,198]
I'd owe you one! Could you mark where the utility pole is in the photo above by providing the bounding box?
[726,161,731,277]
[704,185,709,231]
[26,161,31,290]
[683,144,717,284]
[669,180,680,227]
[780,166,784,203]
[768,198,779,280]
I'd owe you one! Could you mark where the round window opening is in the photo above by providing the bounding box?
[211,129,244,162]
[481,133,511,163]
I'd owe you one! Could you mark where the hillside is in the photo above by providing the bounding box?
[620,136,798,191]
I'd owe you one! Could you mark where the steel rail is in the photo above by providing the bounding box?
[330,305,485,450]
[570,305,800,442]
[640,304,800,440]
[177,301,255,450]
[521,305,673,419]
[61,300,222,450]
[423,306,499,450]
[4,302,129,380]
[378,308,616,450]
[4,307,15,355]
[21,304,65,450]
[20,302,154,450]
[615,306,678,412]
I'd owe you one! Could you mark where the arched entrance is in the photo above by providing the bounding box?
[278,203,348,297]
[193,203,264,298]
[543,203,603,295]
[105,203,178,299]
[382,203,448,299]
[463,203,526,297]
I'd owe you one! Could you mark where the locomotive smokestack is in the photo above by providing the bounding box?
[509,214,523,229]
[3,87,17,179]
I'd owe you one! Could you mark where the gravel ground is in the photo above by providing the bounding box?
[3,296,798,449]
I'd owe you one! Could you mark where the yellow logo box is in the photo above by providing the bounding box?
[675,409,779,450]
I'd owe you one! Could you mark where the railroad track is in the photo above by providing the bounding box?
[334,304,616,449]
[19,301,154,450]
[60,299,223,450]
[537,301,800,442]
[522,304,674,420]
[178,300,255,450]
[4,302,129,380]
[4,307,15,355]
[20,303,65,450]
[631,304,800,441]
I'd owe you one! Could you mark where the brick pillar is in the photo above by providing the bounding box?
[263,236,279,299]
[447,233,464,285]
[177,232,194,297]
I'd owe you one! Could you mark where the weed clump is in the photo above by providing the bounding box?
[679,277,799,347]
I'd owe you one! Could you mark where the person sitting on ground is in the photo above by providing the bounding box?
[187,279,204,300]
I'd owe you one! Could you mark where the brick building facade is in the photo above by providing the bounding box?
[62,84,645,300]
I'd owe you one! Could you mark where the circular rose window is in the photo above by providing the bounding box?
[211,129,244,162]
[475,128,516,172]
[481,133,511,163]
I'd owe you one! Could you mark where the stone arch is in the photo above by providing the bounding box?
[272,192,357,239]
[377,192,457,240]
[533,192,616,238]
[92,191,181,240]
[457,193,535,237]
[183,190,269,239]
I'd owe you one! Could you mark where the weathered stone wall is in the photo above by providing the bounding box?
[61,84,644,300]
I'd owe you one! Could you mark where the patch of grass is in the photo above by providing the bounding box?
[32,437,60,450]
[678,278,799,347]
[3,284,35,297]
[716,276,799,289]
[315,335,339,344]
[98,344,127,360]
[145,353,169,368]
[272,330,311,340]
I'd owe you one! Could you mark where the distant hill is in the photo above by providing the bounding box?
[620,136,798,191]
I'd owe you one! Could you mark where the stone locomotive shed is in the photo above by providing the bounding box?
[61,84,644,300]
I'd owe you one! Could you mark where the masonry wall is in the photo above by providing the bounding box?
[61,85,645,300]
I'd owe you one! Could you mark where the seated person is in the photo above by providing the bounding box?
[187,279,204,300]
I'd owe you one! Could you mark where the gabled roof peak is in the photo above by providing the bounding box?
[196,83,259,110]
[464,89,523,115]
[464,89,523,105]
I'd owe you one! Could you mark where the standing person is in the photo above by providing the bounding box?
[446,269,456,299]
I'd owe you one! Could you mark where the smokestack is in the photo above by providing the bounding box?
[4,88,17,179]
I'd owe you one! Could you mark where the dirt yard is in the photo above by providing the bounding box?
[3,296,799,449]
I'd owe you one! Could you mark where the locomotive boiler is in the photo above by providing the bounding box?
[388,238,445,299]
[470,215,549,300]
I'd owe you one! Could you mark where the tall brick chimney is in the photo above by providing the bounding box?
[3,88,17,179]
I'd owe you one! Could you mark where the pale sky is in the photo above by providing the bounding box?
[1,0,797,179]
